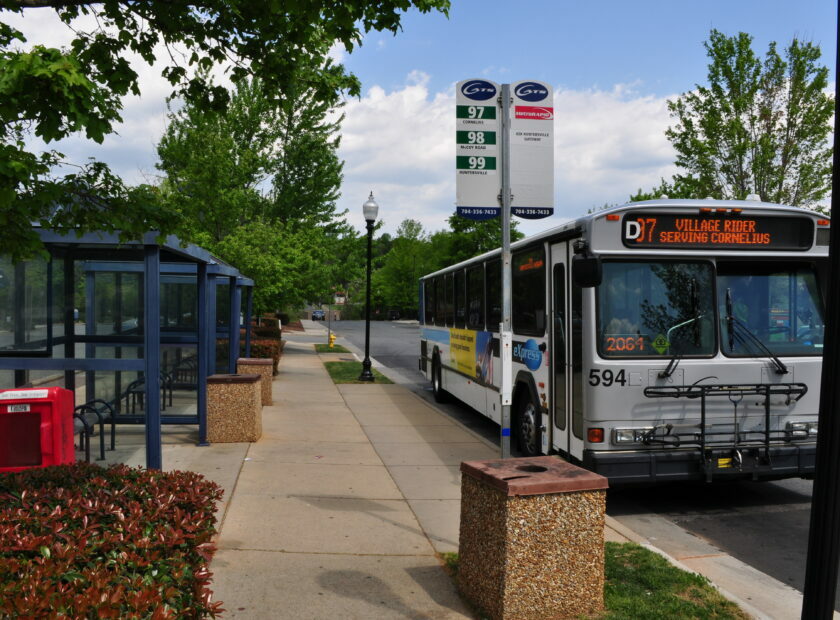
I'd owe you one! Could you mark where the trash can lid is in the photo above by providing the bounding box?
[460,456,608,496]
[207,373,261,384]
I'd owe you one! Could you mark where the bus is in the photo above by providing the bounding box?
[418,199,829,484]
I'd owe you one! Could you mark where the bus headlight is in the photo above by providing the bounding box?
[612,427,654,446]
[787,421,818,440]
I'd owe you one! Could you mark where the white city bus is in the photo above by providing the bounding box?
[419,199,829,484]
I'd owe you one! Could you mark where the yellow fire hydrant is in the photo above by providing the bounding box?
[329,332,336,348]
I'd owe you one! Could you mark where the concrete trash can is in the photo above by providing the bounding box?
[207,374,262,443]
[458,456,608,620]
[236,358,273,405]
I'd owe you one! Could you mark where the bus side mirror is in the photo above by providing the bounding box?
[572,248,602,288]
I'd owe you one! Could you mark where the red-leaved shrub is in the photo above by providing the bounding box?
[0,462,224,618]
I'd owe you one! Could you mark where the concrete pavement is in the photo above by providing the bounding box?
[289,320,817,620]
[104,318,820,619]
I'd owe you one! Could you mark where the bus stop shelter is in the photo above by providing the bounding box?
[0,229,254,469]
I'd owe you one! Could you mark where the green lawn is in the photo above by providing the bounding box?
[323,360,393,384]
[315,343,350,353]
[440,543,748,620]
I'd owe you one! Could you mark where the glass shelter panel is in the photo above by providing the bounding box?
[0,256,50,355]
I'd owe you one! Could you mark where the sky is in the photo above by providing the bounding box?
[6,0,838,238]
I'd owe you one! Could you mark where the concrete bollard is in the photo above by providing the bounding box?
[236,358,273,406]
[458,456,608,620]
[207,374,262,443]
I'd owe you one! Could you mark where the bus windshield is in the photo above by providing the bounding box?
[598,261,716,358]
[718,262,824,357]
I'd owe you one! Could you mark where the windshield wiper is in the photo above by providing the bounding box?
[724,287,789,375]
[660,279,700,379]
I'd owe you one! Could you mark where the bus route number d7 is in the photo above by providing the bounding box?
[589,369,627,387]
[625,218,657,244]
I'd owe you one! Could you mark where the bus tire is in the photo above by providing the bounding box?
[515,395,541,457]
[432,357,448,403]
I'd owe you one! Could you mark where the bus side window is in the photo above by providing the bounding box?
[424,279,435,325]
[434,276,445,327]
[444,273,454,326]
[467,265,484,331]
[454,270,466,328]
[486,259,501,331]
[513,246,547,336]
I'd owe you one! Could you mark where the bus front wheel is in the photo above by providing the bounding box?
[432,358,448,403]
[516,396,540,457]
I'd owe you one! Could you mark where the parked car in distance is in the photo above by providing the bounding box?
[311,310,326,321]
[388,310,400,320]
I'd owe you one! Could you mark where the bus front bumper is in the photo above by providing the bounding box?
[583,444,816,485]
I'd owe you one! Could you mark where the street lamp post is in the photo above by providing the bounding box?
[359,192,379,382]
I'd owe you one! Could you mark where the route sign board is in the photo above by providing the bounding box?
[455,79,501,220]
[509,80,554,219]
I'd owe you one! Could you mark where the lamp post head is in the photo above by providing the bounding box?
[362,191,379,223]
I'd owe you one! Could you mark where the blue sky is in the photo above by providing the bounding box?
[332,0,837,235]
[347,1,836,99]
[8,1,838,238]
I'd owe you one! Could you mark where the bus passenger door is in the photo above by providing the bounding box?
[550,243,571,457]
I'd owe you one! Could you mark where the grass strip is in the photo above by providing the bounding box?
[603,542,748,619]
[438,543,748,620]
[315,343,350,353]
[323,360,393,384]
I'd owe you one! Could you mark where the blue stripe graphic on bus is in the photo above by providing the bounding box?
[512,338,542,371]
[421,328,450,345]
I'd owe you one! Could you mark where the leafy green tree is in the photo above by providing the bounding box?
[0,0,450,259]
[214,222,333,315]
[659,30,833,206]
[269,87,345,230]
[374,219,434,312]
[444,211,524,264]
[156,78,281,244]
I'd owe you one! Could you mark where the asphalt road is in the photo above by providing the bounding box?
[328,319,834,607]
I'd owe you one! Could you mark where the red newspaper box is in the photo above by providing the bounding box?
[0,387,75,473]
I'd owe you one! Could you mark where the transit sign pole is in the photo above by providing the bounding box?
[455,78,554,458]
[499,83,513,458]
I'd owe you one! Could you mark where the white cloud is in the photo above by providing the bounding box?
[4,8,682,240]
[338,76,679,237]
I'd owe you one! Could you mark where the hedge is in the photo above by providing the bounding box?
[0,462,224,618]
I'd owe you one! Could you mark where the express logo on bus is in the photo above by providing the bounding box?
[513,339,542,371]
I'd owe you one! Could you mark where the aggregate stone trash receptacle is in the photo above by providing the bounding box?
[206,374,262,443]
[236,358,273,406]
[458,456,609,620]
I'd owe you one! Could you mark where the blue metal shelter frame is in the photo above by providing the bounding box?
[0,230,254,469]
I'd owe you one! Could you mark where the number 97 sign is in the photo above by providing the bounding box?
[456,79,501,220]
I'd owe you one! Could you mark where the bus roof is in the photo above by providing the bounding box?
[420,198,827,280]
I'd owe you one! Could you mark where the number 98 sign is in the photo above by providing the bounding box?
[456,78,501,220]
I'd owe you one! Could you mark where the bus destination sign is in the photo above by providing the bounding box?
[621,212,814,250]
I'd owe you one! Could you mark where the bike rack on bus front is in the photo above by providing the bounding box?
[643,382,808,481]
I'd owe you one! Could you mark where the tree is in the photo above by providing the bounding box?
[156,78,281,245]
[0,0,450,259]
[156,76,361,311]
[214,222,333,315]
[269,86,345,230]
[445,211,524,264]
[375,219,433,312]
[662,30,833,207]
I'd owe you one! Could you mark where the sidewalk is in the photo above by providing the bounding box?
[200,321,810,619]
